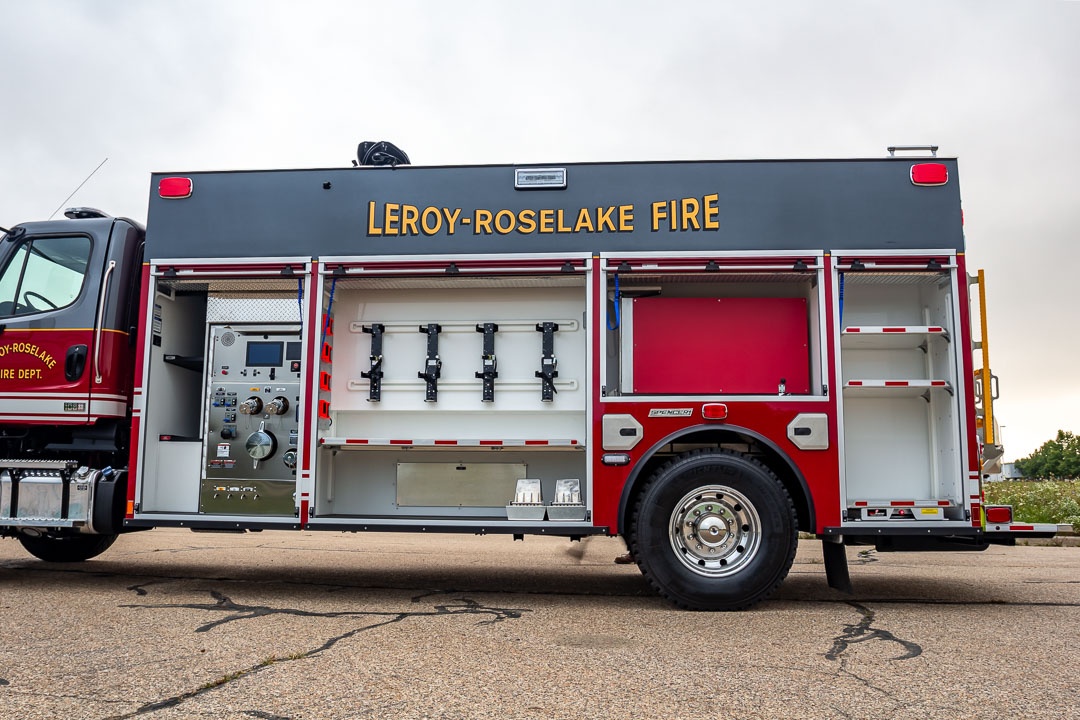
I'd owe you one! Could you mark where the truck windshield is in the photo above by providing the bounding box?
[0,235,91,318]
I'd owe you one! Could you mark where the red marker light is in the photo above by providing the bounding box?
[159,177,193,198]
[985,506,1012,524]
[910,163,948,186]
[701,403,729,420]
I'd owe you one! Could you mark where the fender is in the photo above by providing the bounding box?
[616,422,816,534]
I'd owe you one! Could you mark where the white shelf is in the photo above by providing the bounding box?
[841,326,949,350]
[843,379,953,398]
[320,437,583,450]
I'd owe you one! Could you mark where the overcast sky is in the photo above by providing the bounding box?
[1,0,1076,459]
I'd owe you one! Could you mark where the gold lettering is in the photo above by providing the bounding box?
[442,207,461,234]
[421,207,442,235]
[681,197,700,231]
[556,209,572,233]
[668,200,677,231]
[494,210,516,235]
[596,206,616,233]
[703,193,720,230]
[474,209,494,234]
[573,208,594,233]
[0,368,13,379]
[651,200,667,231]
[539,209,555,233]
[517,209,537,234]
[401,205,420,236]
[384,203,400,235]
[367,201,382,236]
[619,205,634,232]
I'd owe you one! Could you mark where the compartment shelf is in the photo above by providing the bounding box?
[841,326,949,350]
[162,354,204,372]
[319,437,583,450]
[843,379,953,398]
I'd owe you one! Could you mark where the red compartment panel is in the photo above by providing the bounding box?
[630,297,809,394]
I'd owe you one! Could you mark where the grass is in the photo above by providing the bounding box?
[983,479,1080,527]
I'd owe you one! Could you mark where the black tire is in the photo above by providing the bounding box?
[629,449,797,611]
[19,533,118,562]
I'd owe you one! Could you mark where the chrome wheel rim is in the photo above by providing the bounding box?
[668,485,762,577]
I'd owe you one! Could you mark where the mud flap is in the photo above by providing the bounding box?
[91,469,128,535]
[822,537,853,593]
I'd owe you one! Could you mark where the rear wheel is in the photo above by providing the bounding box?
[629,449,797,610]
[19,533,117,562]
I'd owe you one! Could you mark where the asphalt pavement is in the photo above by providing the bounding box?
[1,528,1078,720]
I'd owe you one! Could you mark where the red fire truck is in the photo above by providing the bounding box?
[0,145,1055,610]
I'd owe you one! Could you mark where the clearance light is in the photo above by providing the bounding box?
[910,163,948,186]
[514,167,567,189]
[701,403,729,420]
[985,505,1013,524]
[601,453,631,466]
[159,177,193,199]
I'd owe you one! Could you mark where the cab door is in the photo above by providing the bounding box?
[0,224,104,425]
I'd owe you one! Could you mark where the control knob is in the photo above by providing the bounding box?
[266,396,290,416]
[246,423,277,465]
[238,396,263,415]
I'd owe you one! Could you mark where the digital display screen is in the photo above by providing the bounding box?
[286,341,301,361]
[246,341,284,367]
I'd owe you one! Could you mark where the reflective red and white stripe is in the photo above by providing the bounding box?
[845,380,949,388]
[0,392,128,422]
[320,438,580,447]
[844,326,946,334]
[851,499,953,507]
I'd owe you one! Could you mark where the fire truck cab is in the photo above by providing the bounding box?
[0,149,1056,610]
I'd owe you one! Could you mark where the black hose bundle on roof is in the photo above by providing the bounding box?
[356,141,410,167]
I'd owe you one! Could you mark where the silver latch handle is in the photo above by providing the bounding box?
[93,260,116,384]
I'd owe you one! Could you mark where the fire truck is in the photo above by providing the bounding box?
[0,145,1056,610]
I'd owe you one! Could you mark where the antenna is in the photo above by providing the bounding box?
[48,157,109,220]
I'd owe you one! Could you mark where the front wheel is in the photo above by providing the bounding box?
[629,449,797,611]
[19,533,118,562]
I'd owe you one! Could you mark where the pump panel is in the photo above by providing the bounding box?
[200,324,301,515]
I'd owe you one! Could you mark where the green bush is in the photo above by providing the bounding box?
[983,480,1080,526]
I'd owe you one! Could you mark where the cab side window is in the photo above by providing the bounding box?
[0,236,91,318]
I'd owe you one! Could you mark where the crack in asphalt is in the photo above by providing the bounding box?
[821,602,969,717]
[3,554,1078,718]
[100,588,527,719]
[826,601,922,662]
[243,711,293,720]
[850,549,879,565]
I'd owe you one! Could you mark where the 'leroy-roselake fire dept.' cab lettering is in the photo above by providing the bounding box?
[0,342,57,380]
[366,194,720,237]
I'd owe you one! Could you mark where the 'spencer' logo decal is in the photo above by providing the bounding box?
[648,408,693,417]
